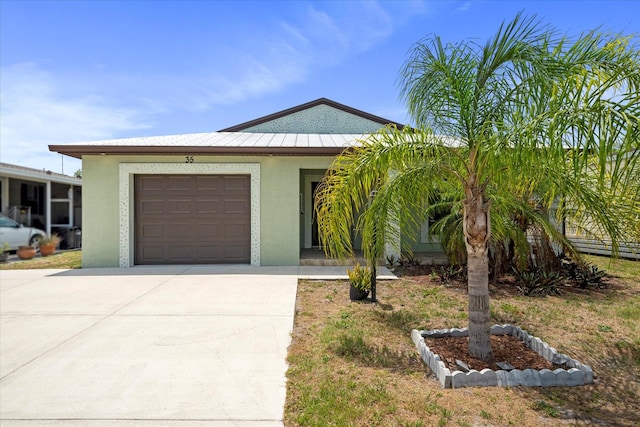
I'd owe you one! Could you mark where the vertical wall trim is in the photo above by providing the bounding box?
[45,181,52,236]
[0,178,9,214]
[68,186,74,227]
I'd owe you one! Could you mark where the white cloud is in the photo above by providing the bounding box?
[0,1,429,174]
[158,1,427,112]
[457,1,473,12]
[125,3,403,113]
[0,63,151,173]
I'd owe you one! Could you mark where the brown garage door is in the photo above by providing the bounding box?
[134,174,251,265]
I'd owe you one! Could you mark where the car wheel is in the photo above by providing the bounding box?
[29,235,42,249]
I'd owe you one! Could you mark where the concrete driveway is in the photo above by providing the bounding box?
[0,266,301,426]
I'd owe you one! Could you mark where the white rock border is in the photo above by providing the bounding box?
[411,324,593,388]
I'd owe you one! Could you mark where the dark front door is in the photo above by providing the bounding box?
[311,181,320,247]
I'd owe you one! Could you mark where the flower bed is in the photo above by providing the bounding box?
[412,324,593,388]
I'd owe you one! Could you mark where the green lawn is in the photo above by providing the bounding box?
[285,256,640,426]
[2,250,637,425]
[0,250,82,270]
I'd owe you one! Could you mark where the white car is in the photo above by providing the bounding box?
[0,214,46,251]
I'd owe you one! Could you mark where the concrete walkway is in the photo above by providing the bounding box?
[0,265,395,426]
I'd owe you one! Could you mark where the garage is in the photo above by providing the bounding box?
[47,98,399,268]
[134,174,251,265]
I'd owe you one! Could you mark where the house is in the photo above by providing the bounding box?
[0,163,82,248]
[49,98,445,267]
[564,222,639,260]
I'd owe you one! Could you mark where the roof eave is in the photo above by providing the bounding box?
[0,163,82,185]
[48,145,349,159]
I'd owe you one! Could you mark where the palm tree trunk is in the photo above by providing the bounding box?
[370,263,377,302]
[463,173,493,363]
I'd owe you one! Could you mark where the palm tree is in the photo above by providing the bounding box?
[316,14,640,362]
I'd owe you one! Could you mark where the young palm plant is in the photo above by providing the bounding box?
[316,13,640,362]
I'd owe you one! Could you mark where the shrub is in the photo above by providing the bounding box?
[514,267,563,296]
[347,263,371,291]
[564,261,606,289]
[439,264,466,284]
[38,233,63,246]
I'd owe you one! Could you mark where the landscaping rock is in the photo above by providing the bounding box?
[456,360,470,372]
[552,353,570,366]
[496,361,515,371]
[412,325,593,388]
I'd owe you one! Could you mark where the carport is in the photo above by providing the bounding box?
[0,162,82,248]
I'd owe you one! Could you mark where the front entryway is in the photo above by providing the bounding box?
[311,181,321,247]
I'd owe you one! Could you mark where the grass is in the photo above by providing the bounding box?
[584,254,640,282]
[284,256,640,426]
[0,250,82,270]
[2,249,637,424]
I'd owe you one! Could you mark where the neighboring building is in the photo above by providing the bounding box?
[49,98,444,268]
[0,163,82,248]
[564,222,639,260]
[562,150,639,260]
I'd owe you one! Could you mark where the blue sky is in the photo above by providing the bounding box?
[1,0,638,174]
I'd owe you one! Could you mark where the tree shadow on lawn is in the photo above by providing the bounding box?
[520,340,640,426]
[330,331,426,373]
[327,303,427,373]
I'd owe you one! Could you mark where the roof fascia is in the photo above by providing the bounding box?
[48,145,349,159]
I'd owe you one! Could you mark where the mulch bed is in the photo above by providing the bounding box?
[425,334,554,372]
[395,264,624,298]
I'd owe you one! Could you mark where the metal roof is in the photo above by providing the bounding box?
[49,132,369,159]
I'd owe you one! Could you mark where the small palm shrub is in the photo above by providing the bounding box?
[348,263,371,291]
[563,260,606,289]
[514,267,563,296]
[439,264,467,284]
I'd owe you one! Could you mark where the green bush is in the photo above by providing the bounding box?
[564,261,606,289]
[347,263,371,291]
[514,267,563,296]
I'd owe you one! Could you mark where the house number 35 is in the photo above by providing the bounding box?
[185,156,195,163]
